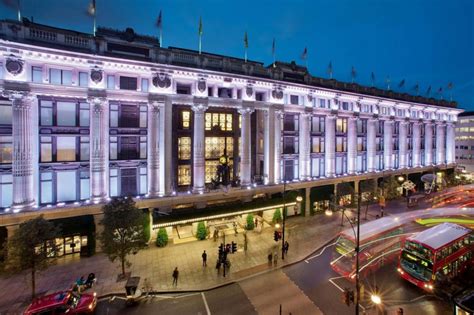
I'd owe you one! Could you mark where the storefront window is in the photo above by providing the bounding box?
[178,137,191,160]
[57,137,76,161]
[56,171,77,202]
[178,165,191,186]
[0,103,12,125]
[0,136,12,163]
[0,174,12,208]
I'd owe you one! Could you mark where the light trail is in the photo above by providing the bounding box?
[305,241,337,263]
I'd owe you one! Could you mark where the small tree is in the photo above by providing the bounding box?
[196,222,207,240]
[155,228,168,247]
[272,208,282,224]
[360,179,377,220]
[380,176,401,200]
[246,214,255,230]
[99,197,147,277]
[3,215,60,300]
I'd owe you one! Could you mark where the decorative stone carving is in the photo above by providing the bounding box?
[5,58,24,76]
[197,79,207,93]
[153,73,172,88]
[90,68,103,84]
[246,85,253,98]
[272,89,283,100]
[307,94,313,103]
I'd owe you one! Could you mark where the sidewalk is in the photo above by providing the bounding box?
[0,198,412,313]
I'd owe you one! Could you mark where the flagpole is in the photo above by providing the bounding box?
[159,29,162,48]
[17,0,21,22]
[199,35,202,54]
[245,49,247,63]
[93,14,96,37]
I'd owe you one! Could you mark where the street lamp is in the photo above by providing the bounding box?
[371,294,382,305]
[325,183,362,315]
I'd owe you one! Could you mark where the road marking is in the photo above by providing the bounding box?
[328,276,346,292]
[201,292,211,315]
[305,241,337,263]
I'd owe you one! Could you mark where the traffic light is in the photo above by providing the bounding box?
[226,243,231,253]
[274,231,279,242]
[218,243,224,256]
[231,241,237,253]
[343,288,350,306]
[349,290,354,304]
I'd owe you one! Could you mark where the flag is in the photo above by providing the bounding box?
[447,82,453,90]
[398,79,405,88]
[437,87,443,94]
[198,17,203,36]
[244,31,248,49]
[327,61,333,79]
[371,72,375,86]
[412,83,420,95]
[351,66,356,83]
[87,0,96,16]
[385,76,391,90]
[272,38,276,67]
[301,47,308,60]
[426,85,432,96]
[156,10,162,29]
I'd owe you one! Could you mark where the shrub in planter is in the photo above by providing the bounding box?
[246,214,255,230]
[155,228,168,247]
[196,222,207,240]
[272,208,282,223]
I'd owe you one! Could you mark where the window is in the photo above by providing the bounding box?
[341,102,351,111]
[141,78,149,92]
[139,136,147,159]
[119,76,137,90]
[178,137,191,160]
[56,137,76,161]
[79,103,89,126]
[40,136,53,162]
[40,101,53,126]
[311,137,324,153]
[57,102,76,126]
[139,167,147,195]
[0,174,12,208]
[49,68,72,85]
[177,84,192,95]
[290,95,299,105]
[80,137,89,161]
[107,75,115,89]
[110,104,119,127]
[110,169,118,197]
[57,171,76,202]
[311,116,325,133]
[80,171,90,200]
[32,66,43,83]
[40,172,53,204]
[0,136,12,163]
[205,113,233,131]
[0,103,12,125]
[336,137,347,152]
[255,92,265,101]
[78,72,88,87]
[182,110,190,129]
[110,136,118,160]
[139,105,147,128]
[357,137,366,151]
[178,165,191,185]
[283,136,298,154]
[336,118,347,133]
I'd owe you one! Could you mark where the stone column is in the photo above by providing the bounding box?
[192,103,208,193]
[446,123,455,164]
[159,96,173,195]
[263,108,275,185]
[89,97,109,203]
[325,115,336,177]
[367,118,377,172]
[239,107,254,188]
[305,187,310,216]
[399,121,408,169]
[94,213,104,253]
[436,123,446,165]
[383,120,393,170]
[6,92,36,211]
[274,111,283,183]
[412,122,421,167]
[347,116,357,174]
[147,101,160,197]
[299,112,311,180]
[424,123,433,166]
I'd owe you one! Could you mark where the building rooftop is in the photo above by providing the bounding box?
[458,111,474,117]
[0,18,458,108]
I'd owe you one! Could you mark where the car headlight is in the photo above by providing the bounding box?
[88,303,93,310]
[93,292,97,297]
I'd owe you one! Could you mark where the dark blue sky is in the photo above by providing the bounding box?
[2,0,473,109]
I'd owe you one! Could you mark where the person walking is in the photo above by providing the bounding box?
[284,241,289,255]
[172,267,179,286]
[254,217,258,228]
[202,250,207,267]
[273,252,278,266]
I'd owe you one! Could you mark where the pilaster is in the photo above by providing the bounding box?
[299,112,311,180]
[436,123,446,165]
[274,111,283,183]
[347,116,357,174]
[263,108,275,185]
[424,123,433,166]
[383,120,393,170]
[192,102,208,193]
[399,121,408,169]
[147,102,161,197]
[366,118,377,172]
[239,106,254,188]
[324,115,336,177]
[412,122,421,167]
[446,123,455,164]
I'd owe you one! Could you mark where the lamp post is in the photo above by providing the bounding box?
[326,182,361,315]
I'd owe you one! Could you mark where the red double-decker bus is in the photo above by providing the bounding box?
[398,222,473,291]
[331,216,407,279]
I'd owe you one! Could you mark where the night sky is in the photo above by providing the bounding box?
[1,0,473,110]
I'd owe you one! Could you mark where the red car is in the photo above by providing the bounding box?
[24,290,97,315]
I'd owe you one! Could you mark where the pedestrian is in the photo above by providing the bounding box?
[213,229,218,242]
[284,241,289,255]
[216,259,221,273]
[267,253,273,266]
[172,267,179,286]
[273,252,278,266]
[380,206,384,217]
[143,278,152,297]
[397,308,404,315]
[202,250,207,267]
[254,217,258,228]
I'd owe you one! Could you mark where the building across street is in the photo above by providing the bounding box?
[0,18,462,256]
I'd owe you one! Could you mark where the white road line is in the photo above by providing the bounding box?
[328,276,346,292]
[305,241,337,263]
[201,292,211,315]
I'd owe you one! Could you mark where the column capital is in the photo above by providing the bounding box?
[2,89,31,101]
[148,101,162,112]
[87,96,108,106]
[238,107,255,115]
[348,115,358,121]
[300,111,312,118]
[191,103,208,113]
